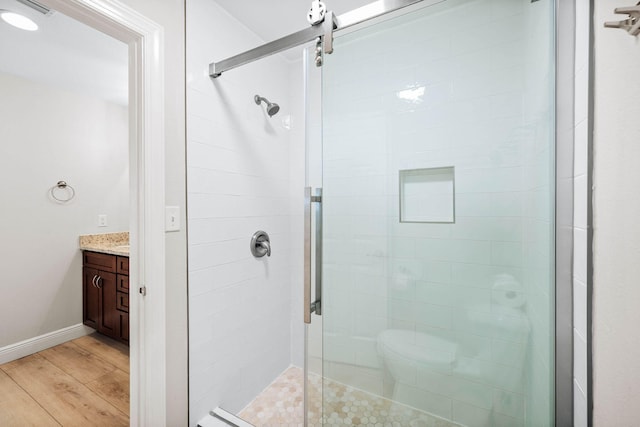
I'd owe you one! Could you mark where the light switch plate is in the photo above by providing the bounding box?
[165,206,180,232]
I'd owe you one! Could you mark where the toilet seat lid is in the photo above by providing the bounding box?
[378,329,457,366]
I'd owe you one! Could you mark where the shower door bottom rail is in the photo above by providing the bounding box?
[207,407,254,427]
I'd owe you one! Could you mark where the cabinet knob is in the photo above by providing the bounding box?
[96,275,102,288]
[92,275,99,288]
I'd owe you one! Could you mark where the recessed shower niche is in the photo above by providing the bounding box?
[399,166,455,223]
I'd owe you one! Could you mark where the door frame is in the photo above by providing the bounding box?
[41,0,167,425]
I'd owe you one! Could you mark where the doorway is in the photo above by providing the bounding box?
[0,0,130,423]
[0,0,168,424]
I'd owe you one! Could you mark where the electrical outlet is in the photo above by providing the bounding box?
[165,206,180,232]
[98,214,108,227]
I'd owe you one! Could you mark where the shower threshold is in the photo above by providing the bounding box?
[199,407,255,427]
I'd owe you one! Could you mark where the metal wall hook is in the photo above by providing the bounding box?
[605,2,640,36]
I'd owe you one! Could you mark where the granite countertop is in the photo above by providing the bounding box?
[79,232,129,256]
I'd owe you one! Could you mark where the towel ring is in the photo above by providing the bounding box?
[50,181,76,203]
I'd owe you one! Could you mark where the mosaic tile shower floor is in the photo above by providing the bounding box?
[238,366,459,427]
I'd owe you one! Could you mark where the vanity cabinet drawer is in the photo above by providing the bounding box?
[117,256,129,274]
[83,251,117,272]
[117,275,129,293]
[117,292,129,313]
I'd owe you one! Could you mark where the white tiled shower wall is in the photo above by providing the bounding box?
[573,1,590,425]
[319,1,555,426]
[186,0,301,423]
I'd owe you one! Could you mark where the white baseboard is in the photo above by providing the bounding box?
[0,323,94,365]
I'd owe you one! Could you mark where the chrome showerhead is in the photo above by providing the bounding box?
[254,94,280,117]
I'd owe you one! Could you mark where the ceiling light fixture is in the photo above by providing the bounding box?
[0,10,39,31]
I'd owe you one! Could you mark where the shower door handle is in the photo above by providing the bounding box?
[304,187,322,324]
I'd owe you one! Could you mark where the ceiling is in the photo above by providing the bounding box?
[0,0,128,105]
[214,0,373,61]
[0,0,377,104]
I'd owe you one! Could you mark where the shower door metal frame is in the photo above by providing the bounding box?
[556,0,576,426]
[208,0,445,78]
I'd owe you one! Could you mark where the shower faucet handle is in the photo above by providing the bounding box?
[250,231,271,258]
[257,240,271,257]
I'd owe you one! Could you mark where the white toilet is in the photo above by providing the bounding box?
[377,275,530,426]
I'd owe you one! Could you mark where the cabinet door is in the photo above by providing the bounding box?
[96,271,118,338]
[83,267,100,329]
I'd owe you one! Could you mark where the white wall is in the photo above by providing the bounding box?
[573,0,590,425]
[593,1,640,425]
[0,71,128,347]
[186,0,299,423]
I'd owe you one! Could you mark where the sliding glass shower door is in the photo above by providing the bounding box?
[314,1,556,426]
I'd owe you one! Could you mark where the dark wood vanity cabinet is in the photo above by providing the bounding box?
[83,267,118,336]
[82,251,129,345]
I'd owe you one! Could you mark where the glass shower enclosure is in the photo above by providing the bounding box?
[305,1,556,426]
[188,0,565,425]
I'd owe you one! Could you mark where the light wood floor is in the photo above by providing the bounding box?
[0,333,129,426]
